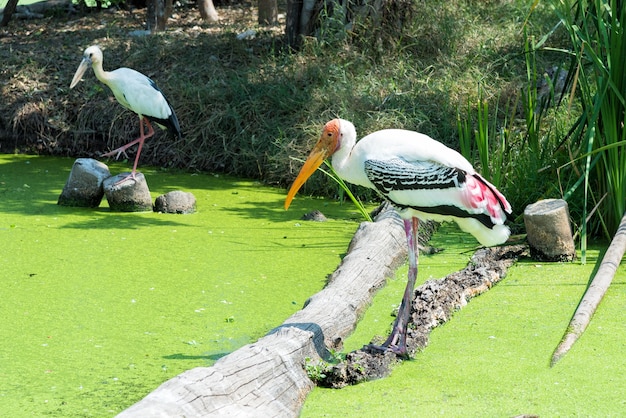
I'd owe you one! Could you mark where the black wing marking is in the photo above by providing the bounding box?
[145,79,182,139]
[364,158,466,194]
[364,158,495,227]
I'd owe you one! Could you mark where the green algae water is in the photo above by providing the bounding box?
[0,154,362,417]
[302,230,626,417]
[3,155,626,417]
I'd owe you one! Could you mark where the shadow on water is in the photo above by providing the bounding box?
[162,322,332,367]
[0,154,366,225]
[163,352,228,362]
[59,210,189,230]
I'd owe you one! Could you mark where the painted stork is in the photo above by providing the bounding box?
[284,118,512,356]
[70,45,182,182]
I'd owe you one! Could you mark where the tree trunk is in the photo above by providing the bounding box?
[286,0,303,49]
[258,0,278,25]
[197,0,219,23]
[524,199,576,261]
[146,0,156,32]
[117,204,408,417]
[146,0,171,32]
[0,0,20,27]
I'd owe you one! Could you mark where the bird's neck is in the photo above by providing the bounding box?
[91,61,111,85]
[332,138,367,186]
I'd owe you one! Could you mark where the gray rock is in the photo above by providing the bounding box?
[301,210,327,222]
[103,172,152,212]
[154,191,197,214]
[57,158,111,207]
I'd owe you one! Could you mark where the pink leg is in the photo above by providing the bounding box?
[369,217,419,357]
[101,138,142,160]
[130,118,154,176]
[104,117,155,184]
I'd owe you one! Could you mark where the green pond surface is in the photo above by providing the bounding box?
[0,154,363,416]
[2,154,625,417]
[303,238,626,416]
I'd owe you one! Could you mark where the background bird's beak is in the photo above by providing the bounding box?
[70,58,91,89]
[284,141,332,210]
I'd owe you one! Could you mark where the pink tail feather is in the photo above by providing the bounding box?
[463,174,512,225]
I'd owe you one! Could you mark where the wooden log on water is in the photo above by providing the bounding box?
[117,203,409,417]
[524,199,576,261]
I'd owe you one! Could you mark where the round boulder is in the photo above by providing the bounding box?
[58,158,111,207]
[103,172,153,212]
[154,191,196,214]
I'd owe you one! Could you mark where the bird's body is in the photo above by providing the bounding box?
[102,67,180,133]
[70,45,181,182]
[327,125,511,246]
[285,119,512,356]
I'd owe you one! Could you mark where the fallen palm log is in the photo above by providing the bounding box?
[117,204,410,417]
[551,211,626,366]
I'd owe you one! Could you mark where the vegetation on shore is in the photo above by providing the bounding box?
[2,0,625,243]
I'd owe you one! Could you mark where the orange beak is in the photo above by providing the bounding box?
[284,122,340,210]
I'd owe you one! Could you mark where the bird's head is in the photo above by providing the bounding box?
[284,119,346,210]
[70,46,104,89]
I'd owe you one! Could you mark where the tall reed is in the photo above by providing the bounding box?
[550,0,626,258]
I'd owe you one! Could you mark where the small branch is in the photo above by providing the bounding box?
[551,211,626,366]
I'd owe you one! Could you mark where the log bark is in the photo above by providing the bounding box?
[117,203,409,417]
[551,211,626,366]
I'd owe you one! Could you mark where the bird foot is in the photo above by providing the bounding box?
[112,172,137,186]
[101,148,131,161]
[364,342,408,359]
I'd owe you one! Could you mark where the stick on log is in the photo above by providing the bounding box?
[551,211,626,366]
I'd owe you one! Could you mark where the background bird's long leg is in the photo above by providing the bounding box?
[369,217,419,357]
[101,138,141,159]
[109,117,155,184]
[130,118,154,176]
[101,117,155,162]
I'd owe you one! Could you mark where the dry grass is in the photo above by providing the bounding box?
[1,0,565,207]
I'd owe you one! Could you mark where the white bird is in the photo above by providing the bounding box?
[70,45,182,183]
[284,118,512,356]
